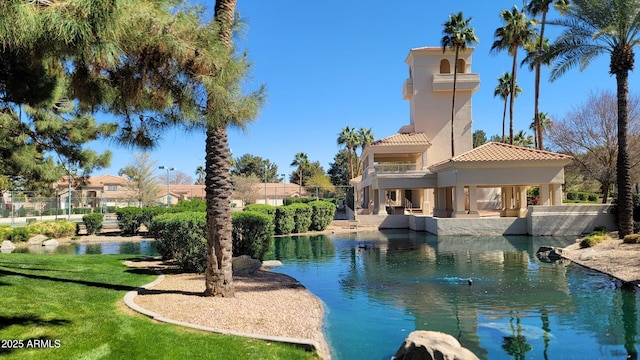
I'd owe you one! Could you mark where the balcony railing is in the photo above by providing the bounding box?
[372,163,418,172]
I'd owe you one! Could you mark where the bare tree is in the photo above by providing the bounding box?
[548,90,640,202]
[231,174,259,206]
[118,153,160,206]
[158,170,193,185]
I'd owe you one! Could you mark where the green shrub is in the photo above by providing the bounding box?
[82,214,104,235]
[593,225,608,233]
[232,211,274,260]
[635,222,640,234]
[9,227,30,242]
[275,206,296,235]
[116,207,143,235]
[25,220,76,238]
[309,200,336,231]
[141,206,168,228]
[173,199,206,212]
[243,204,276,221]
[580,232,608,248]
[587,193,598,202]
[150,212,207,273]
[289,203,312,233]
[623,234,640,244]
[0,226,12,240]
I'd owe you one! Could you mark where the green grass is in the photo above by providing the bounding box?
[0,254,319,360]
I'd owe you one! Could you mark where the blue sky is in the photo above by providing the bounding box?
[92,0,619,180]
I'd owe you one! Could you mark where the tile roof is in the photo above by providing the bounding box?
[441,142,573,164]
[369,132,431,147]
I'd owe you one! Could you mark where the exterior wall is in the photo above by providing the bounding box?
[362,204,616,236]
[527,205,617,236]
[406,48,477,166]
[425,217,527,236]
[436,166,565,187]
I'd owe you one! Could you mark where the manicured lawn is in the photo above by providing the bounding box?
[0,254,319,360]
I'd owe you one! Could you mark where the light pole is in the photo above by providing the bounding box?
[281,174,286,206]
[158,166,175,207]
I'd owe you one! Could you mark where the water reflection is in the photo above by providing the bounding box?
[269,234,335,261]
[271,231,640,360]
[15,241,158,256]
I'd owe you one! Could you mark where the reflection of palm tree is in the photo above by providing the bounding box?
[540,306,551,360]
[501,311,532,359]
[621,283,638,359]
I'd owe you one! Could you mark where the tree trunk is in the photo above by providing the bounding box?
[509,51,518,145]
[451,46,459,157]
[616,71,634,237]
[502,97,507,143]
[204,0,237,297]
[533,11,548,150]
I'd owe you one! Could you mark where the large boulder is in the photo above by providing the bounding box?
[29,234,48,245]
[535,246,563,262]
[42,239,59,247]
[393,331,479,360]
[232,255,262,275]
[1,240,16,253]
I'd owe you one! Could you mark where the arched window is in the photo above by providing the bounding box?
[439,59,450,74]
[456,59,466,73]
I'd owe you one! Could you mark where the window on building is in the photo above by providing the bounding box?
[456,58,465,73]
[440,59,450,74]
[107,185,117,191]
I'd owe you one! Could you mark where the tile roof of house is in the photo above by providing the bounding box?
[369,132,431,147]
[431,142,572,168]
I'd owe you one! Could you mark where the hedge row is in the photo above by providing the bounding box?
[566,191,599,202]
[115,199,206,235]
[0,220,77,242]
[149,211,275,272]
[244,201,335,235]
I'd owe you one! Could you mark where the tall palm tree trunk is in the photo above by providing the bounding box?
[204,0,237,297]
[502,97,507,143]
[533,11,548,150]
[451,47,459,157]
[509,52,518,145]
[616,71,634,238]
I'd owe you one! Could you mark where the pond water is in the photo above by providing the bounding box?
[13,241,159,256]
[267,230,640,360]
[13,231,639,359]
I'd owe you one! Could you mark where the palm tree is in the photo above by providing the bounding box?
[291,152,310,195]
[494,72,523,143]
[195,165,205,185]
[529,112,552,148]
[491,6,537,145]
[525,0,570,150]
[356,127,375,175]
[337,126,359,180]
[204,0,265,297]
[514,130,535,147]
[441,11,479,157]
[541,0,640,237]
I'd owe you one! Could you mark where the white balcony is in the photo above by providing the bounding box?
[432,73,480,93]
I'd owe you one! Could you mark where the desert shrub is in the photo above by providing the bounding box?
[275,206,296,235]
[0,226,12,240]
[173,198,206,212]
[25,220,76,238]
[289,203,312,233]
[623,234,640,244]
[150,212,207,273]
[580,232,608,248]
[9,227,30,242]
[243,204,276,221]
[309,200,336,231]
[116,207,143,235]
[566,191,577,201]
[593,225,608,233]
[232,211,274,260]
[82,214,104,235]
[587,193,598,202]
[140,206,168,228]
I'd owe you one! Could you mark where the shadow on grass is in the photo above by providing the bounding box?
[0,315,70,331]
[0,268,138,292]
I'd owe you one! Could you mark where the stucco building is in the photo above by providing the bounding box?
[350,46,611,235]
